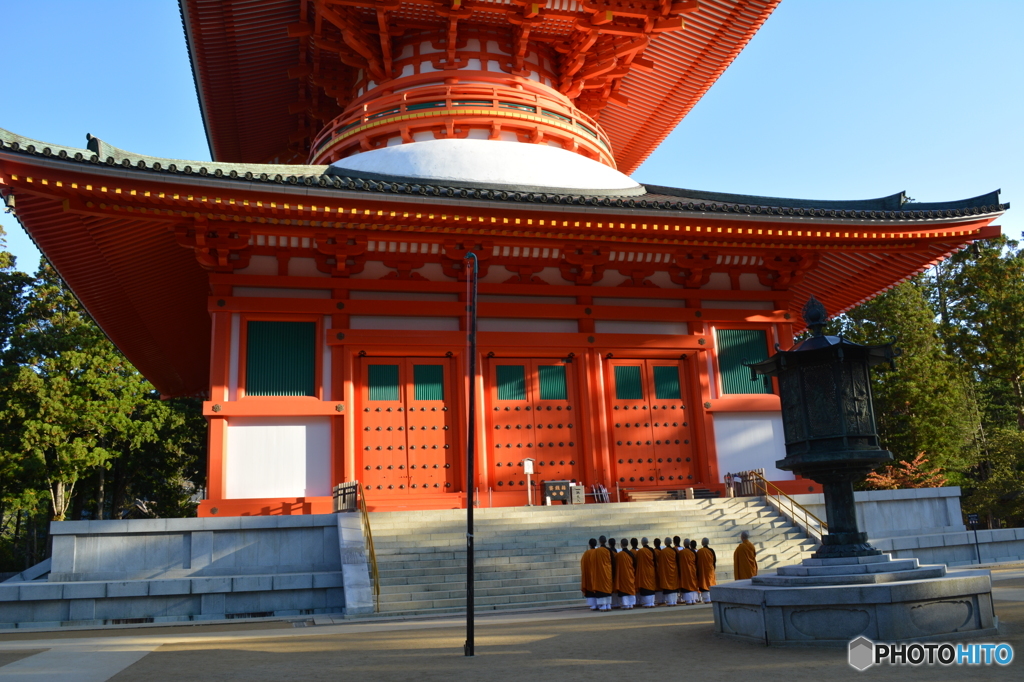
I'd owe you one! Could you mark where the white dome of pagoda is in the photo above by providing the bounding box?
[330,139,641,192]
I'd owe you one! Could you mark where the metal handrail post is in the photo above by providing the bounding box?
[357,484,381,612]
[463,252,478,658]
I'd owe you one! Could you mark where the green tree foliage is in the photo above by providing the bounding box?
[4,261,154,520]
[932,237,1024,430]
[964,428,1024,524]
[833,280,979,480]
[924,237,1024,525]
[0,249,205,567]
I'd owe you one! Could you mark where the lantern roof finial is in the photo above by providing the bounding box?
[803,296,828,337]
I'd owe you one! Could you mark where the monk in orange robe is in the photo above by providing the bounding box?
[697,537,717,602]
[589,535,615,611]
[678,539,699,603]
[656,536,680,605]
[581,538,597,609]
[635,537,658,608]
[615,538,637,609]
[581,540,598,606]
[734,531,758,580]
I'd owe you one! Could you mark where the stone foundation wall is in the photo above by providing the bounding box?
[0,513,373,629]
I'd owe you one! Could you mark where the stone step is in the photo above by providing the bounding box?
[366,507,778,527]
[378,562,581,580]
[359,497,817,617]
[378,580,583,604]
[370,528,793,551]
[375,596,585,618]
[377,588,589,612]
[378,565,581,585]
[367,518,776,533]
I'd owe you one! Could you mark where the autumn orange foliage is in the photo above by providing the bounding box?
[864,453,948,490]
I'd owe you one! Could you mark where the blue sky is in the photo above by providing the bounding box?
[2,0,1021,273]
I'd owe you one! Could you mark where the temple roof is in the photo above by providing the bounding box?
[0,130,1008,221]
[0,127,1006,397]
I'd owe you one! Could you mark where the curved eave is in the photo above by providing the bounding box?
[603,0,780,174]
[0,129,1006,397]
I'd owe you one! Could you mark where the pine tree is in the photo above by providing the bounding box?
[837,280,978,479]
[1,260,204,522]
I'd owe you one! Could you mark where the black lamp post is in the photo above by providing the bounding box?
[747,296,897,559]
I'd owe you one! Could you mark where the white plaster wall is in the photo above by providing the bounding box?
[594,320,688,335]
[289,258,327,277]
[594,297,686,308]
[713,412,793,481]
[478,318,578,333]
[701,273,732,290]
[349,316,460,331]
[234,287,331,299]
[479,295,576,305]
[234,255,278,276]
[702,300,774,310]
[350,291,458,301]
[738,273,770,290]
[226,417,332,499]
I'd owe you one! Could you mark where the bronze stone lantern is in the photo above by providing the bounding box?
[746,296,897,558]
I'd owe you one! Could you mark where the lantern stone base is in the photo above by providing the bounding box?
[710,554,998,646]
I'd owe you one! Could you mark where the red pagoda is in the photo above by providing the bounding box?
[0,0,1005,515]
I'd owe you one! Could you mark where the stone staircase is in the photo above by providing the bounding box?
[365,497,818,617]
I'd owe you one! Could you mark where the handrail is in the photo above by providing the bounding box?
[748,470,828,544]
[357,485,381,613]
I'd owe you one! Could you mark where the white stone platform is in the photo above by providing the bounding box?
[0,513,373,629]
[711,553,997,646]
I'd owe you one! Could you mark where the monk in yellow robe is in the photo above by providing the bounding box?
[581,538,597,609]
[635,537,658,607]
[589,535,615,611]
[678,539,699,603]
[697,537,717,602]
[615,538,637,609]
[733,531,758,580]
[656,536,680,605]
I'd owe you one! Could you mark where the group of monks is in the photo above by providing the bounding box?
[580,531,759,611]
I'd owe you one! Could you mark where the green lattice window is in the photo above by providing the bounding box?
[413,365,444,401]
[653,366,682,400]
[367,364,400,401]
[496,365,526,401]
[614,365,643,400]
[245,321,316,397]
[716,329,772,394]
[537,365,568,400]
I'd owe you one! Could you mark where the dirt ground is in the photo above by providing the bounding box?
[103,600,1023,682]
[0,567,1019,681]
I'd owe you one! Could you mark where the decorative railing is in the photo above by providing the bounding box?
[309,79,614,166]
[358,486,381,613]
[747,469,827,544]
[334,481,380,613]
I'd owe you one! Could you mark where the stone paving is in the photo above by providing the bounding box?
[0,566,1020,681]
